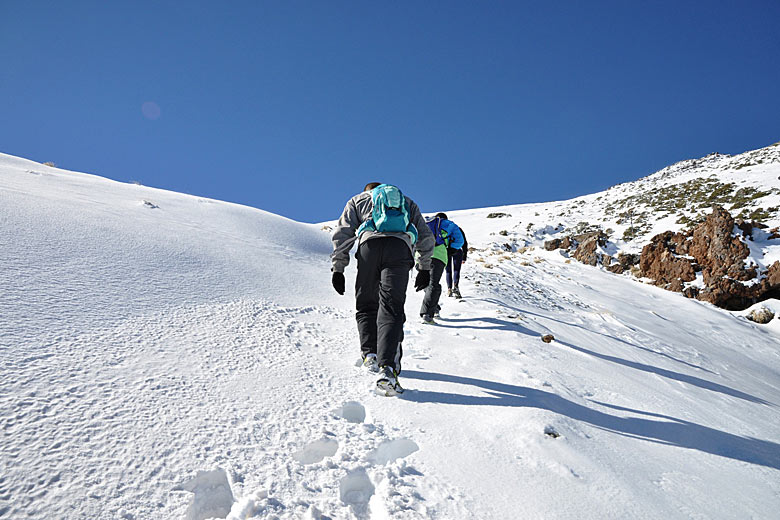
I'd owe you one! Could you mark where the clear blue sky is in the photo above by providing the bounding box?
[2,1,779,223]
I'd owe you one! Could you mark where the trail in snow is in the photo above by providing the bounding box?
[1,298,469,519]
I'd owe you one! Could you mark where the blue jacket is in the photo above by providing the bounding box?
[440,219,465,250]
[427,217,465,249]
[424,217,465,264]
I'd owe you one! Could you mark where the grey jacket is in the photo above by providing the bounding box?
[331,190,434,273]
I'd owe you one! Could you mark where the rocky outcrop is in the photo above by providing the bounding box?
[639,206,780,310]
[607,253,640,274]
[639,231,697,289]
[572,232,607,266]
[688,206,755,284]
[544,231,610,266]
[541,206,778,310]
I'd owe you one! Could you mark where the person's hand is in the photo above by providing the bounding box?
[414,270,430,291]
[332,272,345,295]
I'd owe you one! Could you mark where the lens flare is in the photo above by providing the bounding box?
[141,101,161,120]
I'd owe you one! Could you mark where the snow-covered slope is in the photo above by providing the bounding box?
[450,141,780,255]
[2,149,779,519]
[1,153,333,348]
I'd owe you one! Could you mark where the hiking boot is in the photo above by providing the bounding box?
[421,314,435,324]
[452,287,462,299]
[361,353,379,373]
[447,288,453,297]
[376,365,404,396]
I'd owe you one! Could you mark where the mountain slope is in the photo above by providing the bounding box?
[1,149,779,519]
[449,141,780,254]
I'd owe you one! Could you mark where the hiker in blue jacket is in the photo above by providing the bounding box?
[419,212,465,323]
[331,183,434,395]
[446,224,468,299]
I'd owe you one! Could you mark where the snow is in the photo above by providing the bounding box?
[2,150,780,519]
[746,227,780,273]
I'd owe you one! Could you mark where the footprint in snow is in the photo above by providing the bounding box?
[339,468,375,517]
[292,437,339,464]
[367,438,419,465]
[175,468,235,520]
[334,401,366,424]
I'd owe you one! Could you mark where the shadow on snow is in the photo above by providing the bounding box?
[401,370,780,470]
[435,313,768,405]
[555,339,771,406]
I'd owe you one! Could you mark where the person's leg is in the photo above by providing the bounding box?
[451,249,463,289]
[419,259,446,318]
[375,239,413,371]
[445,253,454,290]
[355,241,381,359]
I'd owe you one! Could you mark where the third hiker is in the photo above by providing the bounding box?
[446,219,467,299]
[419,212,465,323]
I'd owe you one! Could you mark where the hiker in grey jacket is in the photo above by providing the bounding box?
[331,182,434,395]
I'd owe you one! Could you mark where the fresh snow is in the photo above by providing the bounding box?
[1,149,779,519]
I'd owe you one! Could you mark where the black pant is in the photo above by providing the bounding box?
[355,237,413,371]
[446,248,463,289]
[420,258,446,319]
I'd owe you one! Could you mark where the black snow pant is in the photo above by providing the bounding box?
[420,258,446,319]
[355,237,414,372]
[445,248,463,289]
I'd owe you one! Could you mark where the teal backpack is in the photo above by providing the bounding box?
[358,184,418,244]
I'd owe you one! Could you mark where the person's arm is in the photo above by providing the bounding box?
[330,198,361,273]
[460,227,468,261]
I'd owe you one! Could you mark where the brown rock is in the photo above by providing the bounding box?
[544,238,562,251]
[572,231,606,246]
[608,253,640,274]
[760,261,780,302]
[766,261,780,287]
[667,278,685,292]
[747,307,775,324]
[688,206,752,285]
[639,231,697,291]
[735,219,754,239]
[736,219,768,239]
[697,277,763,310]
[573,232,608,266]
[541,334,555,343]
[617,253,640,268]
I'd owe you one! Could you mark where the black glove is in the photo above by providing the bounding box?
[414,270,430,292]
[332,271,345,295]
